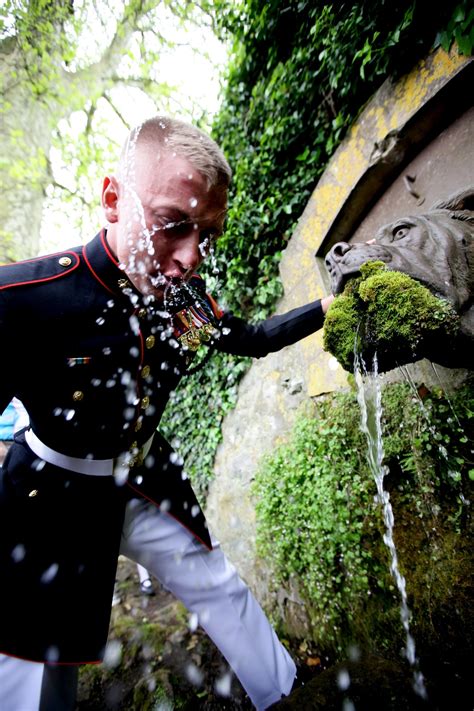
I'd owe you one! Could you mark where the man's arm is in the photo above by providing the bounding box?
[215,296,334,358]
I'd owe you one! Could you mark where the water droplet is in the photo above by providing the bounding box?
[189,197,198,208]
[41,563,59,584]
[45,646,59,663]
[185,662,203,686]
[337,668,350,691]
[103,640,122,669]
[188,612,198,632]
[11,544,26,562]
[169,452,183,466]
[215,671,232,697]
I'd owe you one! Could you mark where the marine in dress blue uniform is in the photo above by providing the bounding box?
[0,115,331,710]
[0,230,325,669]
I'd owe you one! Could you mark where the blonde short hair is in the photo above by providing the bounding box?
[120,115,232,190]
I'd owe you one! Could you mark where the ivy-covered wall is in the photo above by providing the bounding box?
[253,380,473,665]
[160,0,473,498]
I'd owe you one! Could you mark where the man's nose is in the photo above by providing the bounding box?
[175,233,202,274]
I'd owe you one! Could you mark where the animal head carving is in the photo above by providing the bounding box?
[324,188,474,370]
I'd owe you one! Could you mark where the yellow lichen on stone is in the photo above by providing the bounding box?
[389,47,467,130]
[299,331,348,396]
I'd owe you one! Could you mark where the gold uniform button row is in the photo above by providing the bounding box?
[73,390,84,402]
[141,396,150,409]
[141,365,151,378]
[145,335,155,349]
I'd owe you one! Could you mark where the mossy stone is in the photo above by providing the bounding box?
[323,261,459,372]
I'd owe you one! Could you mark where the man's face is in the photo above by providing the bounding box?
[103,149,227,300]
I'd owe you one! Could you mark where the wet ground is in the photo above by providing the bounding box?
[76,557,467,710]
[76,557,279,709]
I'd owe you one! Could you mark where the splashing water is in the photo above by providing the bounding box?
[115,120,227,317]
[354,352,428,700]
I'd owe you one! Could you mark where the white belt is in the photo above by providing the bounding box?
[24,428,154,477]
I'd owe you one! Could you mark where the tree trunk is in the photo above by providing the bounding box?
[1,38,61,261]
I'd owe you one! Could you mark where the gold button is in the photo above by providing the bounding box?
[72,390,84,401]
[134,419,143,432]
[141,396,150,409]
[59,256,72,267]
[118,278,130,289]
[138,308,147,318]
[141,365,151,378]
[145,335,155,349]
[29,489,38,497]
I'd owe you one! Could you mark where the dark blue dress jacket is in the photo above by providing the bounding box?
[0,230,324,663]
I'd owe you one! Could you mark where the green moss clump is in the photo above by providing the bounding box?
[323,261,459,372]
[253,380,474,658]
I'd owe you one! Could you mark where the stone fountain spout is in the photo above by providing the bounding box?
[324,188,474,371]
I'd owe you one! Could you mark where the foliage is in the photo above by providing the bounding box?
[323,261,459,373]
[253,380,474,654]
[0,0,221,260]
[167,0,471,497]
[161,351,250,498]
[436,0,474,55]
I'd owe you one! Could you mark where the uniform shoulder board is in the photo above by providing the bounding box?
[0,251,80,291]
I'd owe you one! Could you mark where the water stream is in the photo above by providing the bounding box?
[354,352,428,700]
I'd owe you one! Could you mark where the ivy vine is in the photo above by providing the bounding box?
[161,0,473,498]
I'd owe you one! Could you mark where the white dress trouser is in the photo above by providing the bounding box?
[0,654,78,711]
[0,498,295,711]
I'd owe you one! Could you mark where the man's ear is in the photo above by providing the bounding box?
[101,176,120,223]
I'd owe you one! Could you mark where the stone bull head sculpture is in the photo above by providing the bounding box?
[324,188,474,370]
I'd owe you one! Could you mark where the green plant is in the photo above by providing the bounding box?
[323,262,459,373]
[253,380,473,654]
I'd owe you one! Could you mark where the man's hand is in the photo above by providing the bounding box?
[321,294,335,314]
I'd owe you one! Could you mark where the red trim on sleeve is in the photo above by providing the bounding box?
[0,649,102,666]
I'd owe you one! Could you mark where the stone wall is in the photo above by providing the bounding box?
[205,46,473,623]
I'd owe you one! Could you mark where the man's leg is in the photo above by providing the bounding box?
[120,498,296,711]
[0,653,78,711]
